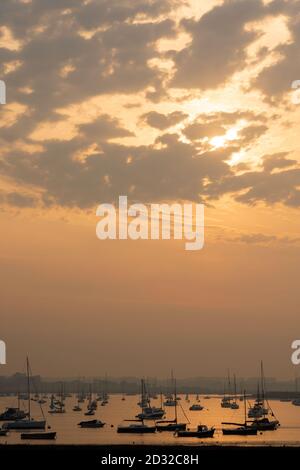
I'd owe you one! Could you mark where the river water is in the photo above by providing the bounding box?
[1,394,300,445]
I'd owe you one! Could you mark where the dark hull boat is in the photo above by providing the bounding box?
[21,432,56,440]
[136,408,164,420]
[3,419,46,430]
[177,425,215,438]
[156,422,187,432]
[78,419,105,428]
[156,376,188,433]
[250,418,279,431]
[222,390,258,436]
[117,424,156,434]
[0,407,27,421]
[222,426,257,436]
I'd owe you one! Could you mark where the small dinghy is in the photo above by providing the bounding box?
[0,428,8,436]
[78,419,105,428]
[189,403,203,411]
[73,405,82,412]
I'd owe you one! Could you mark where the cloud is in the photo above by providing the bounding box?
[230,232,300,245]
[183,111,267,143]
[141,110,188,129]
[183,121,226,140]
[254,1,300,101]
[238,124,268,146]
[262,152,298,172]
[171,0,268,90]
[1,1,300,211]
[1,1,177,120]
[0,191,38,207]
[204,162,300,207]
[78,115,134,141]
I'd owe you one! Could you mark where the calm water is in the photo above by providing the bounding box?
[1,394,300,446]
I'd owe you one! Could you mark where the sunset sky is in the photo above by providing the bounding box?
[1,0,300,379]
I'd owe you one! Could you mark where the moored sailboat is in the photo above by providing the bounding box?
[156,378,188,432]
[222,391,258,436]
[3,358,46,431]
[136,379,164,420]
[117,419,156,434]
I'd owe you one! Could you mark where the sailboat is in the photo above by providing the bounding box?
[100,374,109,405]
[73,400,82,412]
[85,385,97,415]
[292,376,300,406]
[136,379,164,420]
[48,384,66,414]
[3,358,46,430]
[189,391,204,411]
[156,378,188,432]
[0,393,27,421]
[222,391,257,436]
[117,379,157,433]
[117,419,156,434]
[230,374,239,410]
[163,396,176,406]
[248,362,279,431]
[221,370,233,408]
[73,380,83,411]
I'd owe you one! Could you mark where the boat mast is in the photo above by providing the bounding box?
[234,374,237,404]
[26,356,31,421]
[261,360,265,410]
[243,390,246,425]
[228,369,231,397]
[174,378,178,424]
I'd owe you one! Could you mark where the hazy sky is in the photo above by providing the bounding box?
[1,0,300,379]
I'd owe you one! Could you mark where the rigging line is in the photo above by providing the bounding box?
[178,401,190,424]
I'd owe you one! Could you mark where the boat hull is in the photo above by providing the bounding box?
[78,420,105,428]
[177,429,215,438]
[222,427,257,435]
[251,420,279,431]
[117,426,156,434]
[3,420,46,430]
[21,432,56,440]
[156,423,187,432]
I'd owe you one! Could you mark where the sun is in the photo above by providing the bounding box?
[209,126,241,149]
[210,135,227,148]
